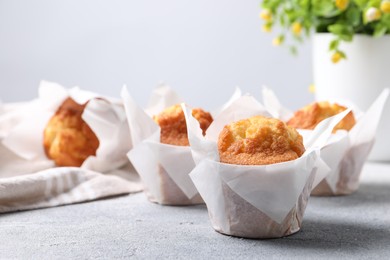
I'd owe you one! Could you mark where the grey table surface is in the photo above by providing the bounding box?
[1,162,390,259]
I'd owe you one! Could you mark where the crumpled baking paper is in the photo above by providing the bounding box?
[122,84,242,205]
[182,94,349,238]
[262,87,389,195]
[1,81,132,173]
[121,84,202,205]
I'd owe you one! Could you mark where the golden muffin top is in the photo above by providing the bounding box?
[153,104,213,146]
[43,97,100,167]
[218,115,305,165]
[287,101,356,132]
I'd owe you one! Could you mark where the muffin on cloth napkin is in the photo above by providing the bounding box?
[0,81,142,213]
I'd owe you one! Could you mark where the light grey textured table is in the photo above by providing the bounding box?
[1,162,389,259]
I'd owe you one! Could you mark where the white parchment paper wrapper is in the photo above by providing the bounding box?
[122,84,242,205]
[182,95,349,238]
[121,84,203,205]
[1,81,132,173]
[262,87,389,196]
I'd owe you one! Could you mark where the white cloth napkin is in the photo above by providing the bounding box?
[0,162,141,213]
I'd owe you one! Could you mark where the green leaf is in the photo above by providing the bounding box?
[280,14,286,26]
[368,0,381,8]
[329,39,340,50]
[346,6,361,27]
[312,0,340,17]
[373,23,388,37]
[338,50,347,59]
[382,13,390,28]
[353,0,369,9]
[328,24,354,41]
[289,45,298,55]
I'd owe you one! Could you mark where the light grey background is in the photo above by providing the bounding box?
[0,0,313,110]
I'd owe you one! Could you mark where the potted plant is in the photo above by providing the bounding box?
[260,0,390,161]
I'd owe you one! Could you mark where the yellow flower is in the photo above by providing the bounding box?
[259,9,272,21]
[291,22,302,36]
[365,7,382,22]
[309,84,316,93]
[331,52,342,63]
[262,24,272,33]
[272,36,283,46]
[335,0,349,11]
[381,0,390,13]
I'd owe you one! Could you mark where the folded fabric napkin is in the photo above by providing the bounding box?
[0,162,141,213]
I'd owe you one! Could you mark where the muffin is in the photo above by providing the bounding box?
[43,97,99,167]
[286,102,357,196]
[153,104,213,146]
[287,101,356,132]
[218,115,305,165]
[135,104,213,205]
[192,115,313,238]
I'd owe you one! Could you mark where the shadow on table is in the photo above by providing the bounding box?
[259,218,390,251]
[315,182,390,208]
[263,182,390,250]
[234,182,390,250]
[354,182,390,202]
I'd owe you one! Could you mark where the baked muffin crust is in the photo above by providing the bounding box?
[218,116,305,165]
[287,101,356,132]
[153,104,213,146]
[43,97,99,167]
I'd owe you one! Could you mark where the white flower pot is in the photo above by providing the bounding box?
[313,33,390,161]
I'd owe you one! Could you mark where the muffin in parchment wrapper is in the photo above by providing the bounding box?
[262,87,389,196]
[1,81,132,174]
[182,95,350,239]
[121,85,239,205]
[126,134,203,205]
